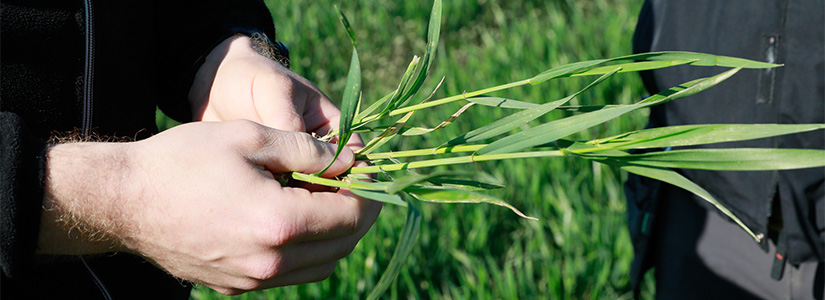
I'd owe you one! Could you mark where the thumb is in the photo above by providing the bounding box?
[249,129,354,177]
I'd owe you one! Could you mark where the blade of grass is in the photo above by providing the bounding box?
[476,67,742,155]
[589,124,825,149]
[446,68,621,146]
[366,194,422,300]
[467,97,540,109]
[386,171,473,194]
[585,148,825,171]
[614,164,759,241]
[402,103,474,136]
[350,189,407,207]
[406,187,537,220]
[388,52,778,116]
[317,7,361,176]
[395,0,442,109]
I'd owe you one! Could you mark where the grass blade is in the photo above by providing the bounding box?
[425,177,505,191]
[615,164,758,240]
[402,103,474,136]
[589,148,825,171]
[448,68,621,146]
[366,194,422,300]
[569,59,695,77]
[406,187,537,220]
[477,68,741,155]
[467,97,540,109]
[590,124,825,150]
[317,7,361,176]
[396,0,442,109]
[350,189,407,207]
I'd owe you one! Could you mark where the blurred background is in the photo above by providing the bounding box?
[185,0,654,298]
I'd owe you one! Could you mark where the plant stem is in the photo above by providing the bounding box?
[290,172,387,190]
[358,144,487,160]
[388,79,532,116]
[351,149,565,173]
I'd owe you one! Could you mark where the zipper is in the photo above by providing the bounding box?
[81,1,111,299]
[82,0,96,137]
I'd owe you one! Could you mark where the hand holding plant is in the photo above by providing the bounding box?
[280,1,824,298]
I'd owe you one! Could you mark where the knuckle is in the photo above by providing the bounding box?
[334,239,359,260]
[236,278,261,292]
[312,262,337,283]
[255,212,301,247]
[231,119,268,146]
[215,287,245,296]
[288,132,326,160]
[244,259,283,281]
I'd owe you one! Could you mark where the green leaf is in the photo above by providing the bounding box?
[318,7,361,176]
[367,194,422,300]
[350,189,407,207]
[425,178,505,191]
[623,51,781,69]
[555,104,619,112]
[406,187,537,220]
[477,68,741,155]
[590,148,825,171]
[592,124,825,150]
[448,67,621,146]
[377,56,422,118]
[528,60,607,84]
[528,51,778,85]
[334,5,357,48]
[569,59,696,77]
[386,171,481,194]
[467,97,540,109]
[401,103,474,136]
[615,164,758,240]
[354,91,394,124]
[392,0,442,110]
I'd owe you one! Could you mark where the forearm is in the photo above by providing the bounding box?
[39,142,134,255]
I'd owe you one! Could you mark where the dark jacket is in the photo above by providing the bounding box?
[1,0,275,298]
[626,0,824,293]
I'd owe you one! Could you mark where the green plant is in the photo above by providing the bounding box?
[270,1,825,299]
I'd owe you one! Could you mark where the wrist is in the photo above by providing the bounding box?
[39,142,135,255]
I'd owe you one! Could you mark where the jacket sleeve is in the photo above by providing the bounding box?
[0,112,47,279]
[152,0,277,122]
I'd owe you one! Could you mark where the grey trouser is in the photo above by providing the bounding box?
[652,186,824,300]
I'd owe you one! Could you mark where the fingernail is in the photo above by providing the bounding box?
[327,143,354,165]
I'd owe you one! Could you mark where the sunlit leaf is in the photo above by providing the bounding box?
[448,68,621,147]
[317,7,361,176]
[591,124,825,149]
[612,164,758,240]
[477,68,742,155]
[586,148,825,171]
[467,97,539,109]
[366,194,421,300]
[350,189,407,207]
[406,187,537,220]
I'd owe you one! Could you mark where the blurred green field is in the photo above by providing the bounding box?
[185,0,655,299]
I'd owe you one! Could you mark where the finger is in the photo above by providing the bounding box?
[270,188,374,243]
[269,192,380,273]
[256,261,338,289]
[301,88,343,137]
[249,129,353,177]
[252,65,308,132]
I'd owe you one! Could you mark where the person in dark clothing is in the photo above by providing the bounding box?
[1,0,380,299]
[626,0,824,299]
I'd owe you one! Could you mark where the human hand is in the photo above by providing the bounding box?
[41,121,381,295]
[189,35,343,137]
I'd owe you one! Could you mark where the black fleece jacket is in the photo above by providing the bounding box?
[1,0,276,298]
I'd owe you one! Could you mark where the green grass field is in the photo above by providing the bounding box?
[186,0,655,298]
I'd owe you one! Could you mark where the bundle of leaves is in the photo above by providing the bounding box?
[290,1,825,298]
